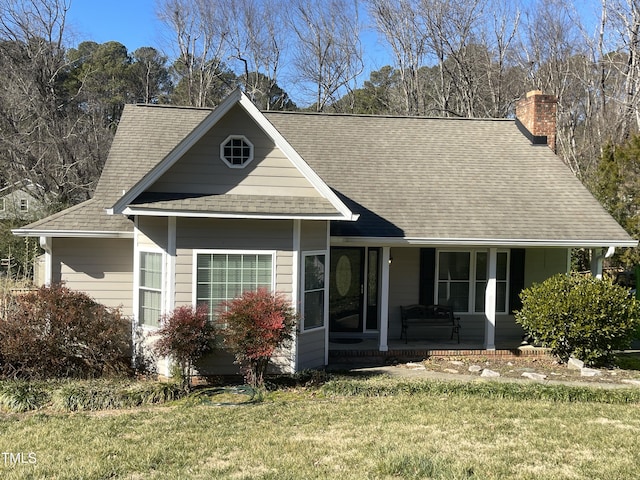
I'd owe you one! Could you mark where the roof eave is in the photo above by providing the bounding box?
[331,236,638,248]
[12,228,134,239]
[121,206,358,221]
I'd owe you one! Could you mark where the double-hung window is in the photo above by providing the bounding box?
[437,250,509,313]
[195,251,274,321]
[139,251,163,327]
[302,253,326,331]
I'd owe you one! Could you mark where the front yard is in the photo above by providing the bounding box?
[1,374,640,479]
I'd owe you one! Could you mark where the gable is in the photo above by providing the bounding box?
[149,104,321,198]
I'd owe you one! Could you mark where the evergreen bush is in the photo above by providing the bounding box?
[515,273,640,366]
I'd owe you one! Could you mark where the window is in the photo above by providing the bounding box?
[195,251,273,321]
[436,250,509,313]
[220,135,253,168]
[302,253,326,330]
[139,251,163,327]
[19,198,28,212]
[0,198,4,211]
[437,252,470,312]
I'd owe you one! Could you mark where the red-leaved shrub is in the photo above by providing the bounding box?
[0,283,131,379]
[152,304,215,390]
[218,288,297,387]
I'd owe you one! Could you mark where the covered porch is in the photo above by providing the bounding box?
[326,244,613,357]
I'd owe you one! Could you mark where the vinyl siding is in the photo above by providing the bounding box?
[150,105,321,198]
[297,329,326,369]
[524,248,569,286]
[301,220,328,251]
[136,216,168,250]
[170,217,295,374]
[388,247,421,338]
[51,238,134,316]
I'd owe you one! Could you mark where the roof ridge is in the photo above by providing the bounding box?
[129,103,215,112]
[262,110,514,122]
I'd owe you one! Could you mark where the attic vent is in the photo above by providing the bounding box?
[220,135,253,168]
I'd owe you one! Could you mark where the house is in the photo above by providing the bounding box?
[0,180,45,221]
[13,89,637,375]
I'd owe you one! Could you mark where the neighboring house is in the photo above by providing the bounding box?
[0,180,45,221]
[13,89,637,375]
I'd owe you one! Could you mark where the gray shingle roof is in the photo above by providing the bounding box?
[130,193,340,216]
[18,97,635,246]
[15,199,132,234]
[265,111,633,244]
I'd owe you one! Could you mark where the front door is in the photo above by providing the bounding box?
[329,247,380,333]
[330,247,364,332]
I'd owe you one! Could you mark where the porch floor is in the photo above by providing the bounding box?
[328,337,548,366]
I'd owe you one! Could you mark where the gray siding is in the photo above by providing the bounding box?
[301,221,328,251]
[174,218,294,306]
[297,329,326,369]
[51,238,134,316]
[524,248,569,287]
[171,217,295,374]
[137,217,168,250]
[151,105,320,198]
[388,247,421,339]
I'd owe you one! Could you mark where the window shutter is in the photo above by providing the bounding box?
[509,248,526,313]
[419,248,436,305]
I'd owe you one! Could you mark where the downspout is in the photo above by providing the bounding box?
[590,247,615,279]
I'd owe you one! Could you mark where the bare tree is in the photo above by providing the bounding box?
[0,0,111,208]
[288,0,364,112]
[157,0,231,107]
[367,0,428,115]
[219,0,286,109]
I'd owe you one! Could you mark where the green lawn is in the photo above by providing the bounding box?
[1,378,640,479]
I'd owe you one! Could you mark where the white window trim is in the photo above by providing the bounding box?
[435,249,510,314]
[220,134,254,169]
[136,247,166,329]
[300,250,328,333]
[19,198,28,212]
[191,249,277,309]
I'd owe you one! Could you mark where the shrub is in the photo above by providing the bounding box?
[0,283,131,379]
[219,288,297,387]
[152,304,215,390]
[515,273,640,366]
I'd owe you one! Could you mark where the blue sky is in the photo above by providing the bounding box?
[66,0,160,51]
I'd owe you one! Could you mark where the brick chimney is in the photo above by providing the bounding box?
[515,90,557,152]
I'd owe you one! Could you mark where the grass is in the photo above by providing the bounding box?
[1,375,640,478]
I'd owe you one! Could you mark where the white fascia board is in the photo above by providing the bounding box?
[237,94,357,221]
[12,228,134,239]
[122,206,352,221]
[331,236,638,248]
[110,89,243,215]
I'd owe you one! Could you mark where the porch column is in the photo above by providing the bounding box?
[379,246,391,352]
[39,236,52,286]
[165,217,176,314]
[484,247,497,350]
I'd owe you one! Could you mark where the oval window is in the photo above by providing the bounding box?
[336,255,352,296]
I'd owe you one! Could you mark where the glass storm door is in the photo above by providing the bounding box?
[329,247,365,332]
